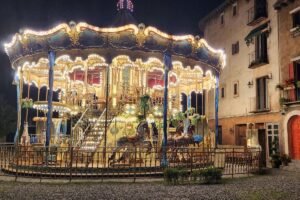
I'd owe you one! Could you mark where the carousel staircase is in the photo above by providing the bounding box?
[79,108,112,152]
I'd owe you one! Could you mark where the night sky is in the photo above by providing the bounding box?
[0,0,223,105]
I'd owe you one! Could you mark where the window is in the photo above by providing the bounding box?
[250,33,268,67]
[292,10,300,28]
[256,76,268,110]
[191,92,205,115]
[233,3,237,16]
[267,123,279,156]
[221,87,225,98]
[220,13,224,25]
[254,0,268,19]
[248,0,268,25]
[294,61,300,101]
[232,41,239,55]
[218,126,223,145]
[233,81,239,97]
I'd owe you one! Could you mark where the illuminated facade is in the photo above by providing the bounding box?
[4,2,225,155]
[200,0,281,166]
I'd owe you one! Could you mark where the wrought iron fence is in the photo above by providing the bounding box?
[0,144,261,182]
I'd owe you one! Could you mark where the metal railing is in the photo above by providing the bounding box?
[249,96,271,113]
[0,144,261,182]
[78,108,107,150]
[71,108,90,146]
[247,4,268,25]
[248,51,269,68]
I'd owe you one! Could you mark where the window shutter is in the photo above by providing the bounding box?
[289,63,294,81]
[289,89,296,102]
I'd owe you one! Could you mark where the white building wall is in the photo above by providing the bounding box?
[203,0,280,122]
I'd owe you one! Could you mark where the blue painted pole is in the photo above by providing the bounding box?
[14,74,21,144]
[46,51,55,148]
[161,52,172,167]
[215,73,220,147]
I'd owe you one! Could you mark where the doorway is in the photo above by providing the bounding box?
[289,116,300,160]
[235,124,247,146]
[258,129,267,167]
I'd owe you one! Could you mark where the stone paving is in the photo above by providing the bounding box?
[0,170,299,200]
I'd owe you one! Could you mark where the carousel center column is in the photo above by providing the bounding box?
[46,51,56,149]
[161,52,173,167]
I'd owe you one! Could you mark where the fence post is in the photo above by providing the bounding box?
[133,146,137,183]
[15,146,19,182]
[231,148,234,178]
[190,148,193,174]
[69,147,73,183]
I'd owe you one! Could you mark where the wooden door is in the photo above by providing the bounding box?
[258,129,267,167]
[236,125,247,146]
[290,116,300,160]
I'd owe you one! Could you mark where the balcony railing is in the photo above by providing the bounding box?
[281,83,300,106]
[248,51,269,69]
[249,96,271,113]
[247,4,268,26]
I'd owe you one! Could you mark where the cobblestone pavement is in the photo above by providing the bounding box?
[0,170,299,200]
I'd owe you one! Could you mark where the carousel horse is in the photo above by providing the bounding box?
[165,124,205,162]
[151,122,159,146]
[108,121,152,165]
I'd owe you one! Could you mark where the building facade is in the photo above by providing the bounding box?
[200,0,281,166]
[274,0,300,161]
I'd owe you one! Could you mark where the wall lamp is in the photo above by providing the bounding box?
[248,80,254,88]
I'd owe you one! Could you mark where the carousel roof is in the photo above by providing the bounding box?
[4,22,225,75]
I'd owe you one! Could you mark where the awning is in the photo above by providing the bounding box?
[245,23,269,44]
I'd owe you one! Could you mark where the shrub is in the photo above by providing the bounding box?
[178,169,189,184]
[199,167,222,184]
[164,168,179,185]
[191,170,200,182]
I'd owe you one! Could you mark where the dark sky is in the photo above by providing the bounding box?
[0,0,223,105]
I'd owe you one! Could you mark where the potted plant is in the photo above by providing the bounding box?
[280,154,291,166]
[279,97,289,106]
[170,111,185,127]
[270,138,281,168]
[275,83,284,91]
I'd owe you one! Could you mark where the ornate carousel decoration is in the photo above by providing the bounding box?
[4,0,226,167]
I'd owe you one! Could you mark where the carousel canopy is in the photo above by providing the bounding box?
[4,22,225,75]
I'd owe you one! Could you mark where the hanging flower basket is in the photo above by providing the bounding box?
[21,98,34,109]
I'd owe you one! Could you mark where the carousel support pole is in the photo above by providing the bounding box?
[46,51,55,155]
[37,87,40,117]
[215,73,220,148]
[25,83,31,122]
[103,61,110,166]
[161,52,173,167]
[14,69,22,145]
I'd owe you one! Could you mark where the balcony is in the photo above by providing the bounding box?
[248,51,269,69]
[247,4,268,26]
[290,25,300,38]
[280,82,300,106]
[249,96,271,113]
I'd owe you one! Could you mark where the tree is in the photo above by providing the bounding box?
[0,96,17,139]
[139,94,150,120]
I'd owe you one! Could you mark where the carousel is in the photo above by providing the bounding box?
[4,0,226,167]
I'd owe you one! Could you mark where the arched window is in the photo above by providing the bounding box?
[181,93,187,112]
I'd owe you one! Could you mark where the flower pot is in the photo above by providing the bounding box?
[271,160,281,168]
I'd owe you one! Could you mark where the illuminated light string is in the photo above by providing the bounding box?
[4,23,226,69]
[33,102,71,113]
[117,0,134,12]
[16,54,218,92]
